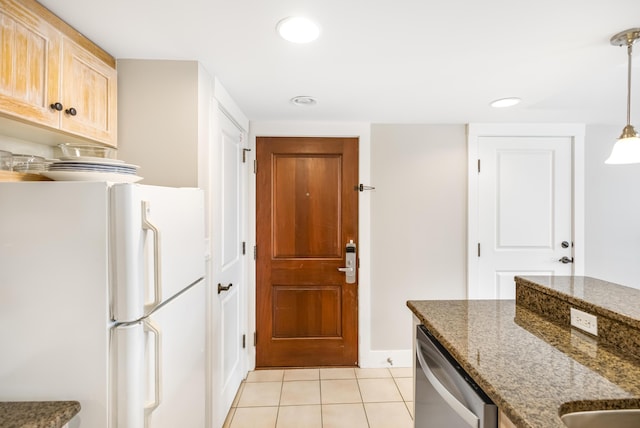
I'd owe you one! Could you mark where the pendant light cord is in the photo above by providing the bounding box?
[627,41,633,127]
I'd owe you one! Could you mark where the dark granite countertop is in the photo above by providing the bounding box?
[0,401,80,428]
[407,299,640,428]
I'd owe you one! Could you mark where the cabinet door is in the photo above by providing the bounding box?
[60,38,117,147]
[0,0,60,127]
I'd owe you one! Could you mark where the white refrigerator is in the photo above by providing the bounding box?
[0,181,206,428]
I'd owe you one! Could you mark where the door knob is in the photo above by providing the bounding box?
[217,283,233,294]
[558,256,574,264]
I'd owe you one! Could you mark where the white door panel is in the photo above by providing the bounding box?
[476,136,573,299]
[494,150,553,248]
[222,290,240,389]
[211,109,246,427]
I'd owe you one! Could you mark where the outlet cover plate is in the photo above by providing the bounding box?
[570,307,598,336]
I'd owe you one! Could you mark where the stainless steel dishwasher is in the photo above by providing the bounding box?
[415,325,498,428]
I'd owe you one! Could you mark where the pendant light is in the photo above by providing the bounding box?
[605,28,640,164]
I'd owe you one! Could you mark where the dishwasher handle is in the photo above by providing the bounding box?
[416,345,479,428]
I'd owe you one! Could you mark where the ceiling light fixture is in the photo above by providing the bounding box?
[290,96,318,106]
[276,16,320,44]
[605,28,640,164]
[490,97,521,108]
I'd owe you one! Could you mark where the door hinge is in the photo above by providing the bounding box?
[242,241,246,255]
[242,148,251,163]
[253,245,257,260]
[242,334,246,349]
[254,332,257,346]
[477,159,481,173]
[253,159,257,174]
[478,243,481,257]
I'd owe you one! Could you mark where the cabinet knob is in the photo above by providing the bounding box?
[65,107,77,116]
[50,102,63,111]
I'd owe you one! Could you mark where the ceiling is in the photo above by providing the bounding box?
[38,0,640,126]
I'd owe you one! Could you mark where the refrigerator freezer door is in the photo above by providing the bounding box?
[113,280,206,428]
[111,184,205,322]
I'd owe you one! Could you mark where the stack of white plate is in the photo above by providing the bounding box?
[41,156,143,183]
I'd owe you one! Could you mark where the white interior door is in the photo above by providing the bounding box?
[211,109,247,427]
[474,136,574,299]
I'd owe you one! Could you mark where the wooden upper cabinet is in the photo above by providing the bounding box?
[59,38,116,146]
[0,0,117,147]
[0,0,60,128]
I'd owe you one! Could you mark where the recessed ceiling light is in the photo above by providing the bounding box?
[277,16,320,43]
[490,97,522,108]
[290,96,318,106]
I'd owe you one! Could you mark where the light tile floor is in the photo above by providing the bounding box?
[223,367,414,428]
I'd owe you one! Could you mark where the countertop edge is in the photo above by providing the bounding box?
[0,401,81,428]
[515,276,640,330]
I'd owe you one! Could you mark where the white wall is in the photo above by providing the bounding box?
[370,124,467,352]
[116,59,200,187]
[584,124,640,289]
[0,135,55,159]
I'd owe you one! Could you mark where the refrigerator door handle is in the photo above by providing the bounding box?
[141,201,162,312]
[143,318,162,420]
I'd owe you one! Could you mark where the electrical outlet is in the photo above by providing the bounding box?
[570,308,598,336]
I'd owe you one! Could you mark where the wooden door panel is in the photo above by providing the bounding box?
[272,285,341,337]
[256,136,358,367]
[273,154,341,257]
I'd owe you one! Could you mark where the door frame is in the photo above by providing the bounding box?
[467,123,586,299]
[247,122,375,369]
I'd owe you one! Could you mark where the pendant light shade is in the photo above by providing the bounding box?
[605,125,640,164]
[605,28,640,165]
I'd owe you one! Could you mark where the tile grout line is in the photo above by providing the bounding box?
[354,372,371,428]
[319,374,324,428]
[274,375,284,428]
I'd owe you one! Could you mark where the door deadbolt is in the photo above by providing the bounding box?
[561,241,570,248]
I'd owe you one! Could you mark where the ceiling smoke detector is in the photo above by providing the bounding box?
[290,96,318,106]
[277,17,320,43]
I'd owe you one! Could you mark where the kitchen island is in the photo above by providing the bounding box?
[407,276,640,428]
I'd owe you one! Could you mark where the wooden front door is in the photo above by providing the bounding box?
[256,136,359,367]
